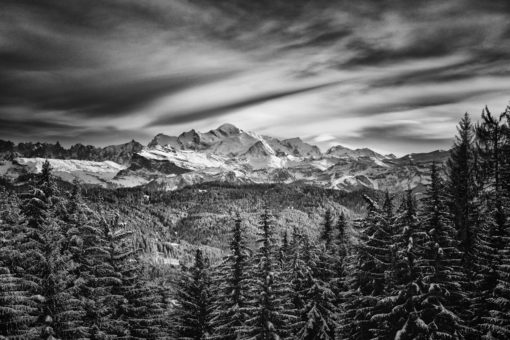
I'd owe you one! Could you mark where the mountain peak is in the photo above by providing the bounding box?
[216,123,240,136]
[148,133,179,148]
[326,145,352,154]
[244,140,274,157]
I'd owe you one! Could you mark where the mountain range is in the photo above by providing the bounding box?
[0,124,450,192]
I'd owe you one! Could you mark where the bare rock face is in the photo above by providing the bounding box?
[1,124,450,192]
[0,139,143,165]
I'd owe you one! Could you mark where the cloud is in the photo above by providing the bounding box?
[0,117,78,136]
[0,0,509,154]
[0,71,238,117]
[146,80,344,127]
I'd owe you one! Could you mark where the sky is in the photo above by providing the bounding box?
[1,0,510,155]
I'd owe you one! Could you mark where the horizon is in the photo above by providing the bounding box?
[1,121,453,157]
[1,1,510,155]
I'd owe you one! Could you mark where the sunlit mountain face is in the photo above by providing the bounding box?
[1,0,510,155]
[0,124,451,192]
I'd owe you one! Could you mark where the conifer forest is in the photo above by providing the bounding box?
[0,106,509,339]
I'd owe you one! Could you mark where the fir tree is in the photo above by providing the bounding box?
[244,209,294,340]
[335,213,348,258]
[471,107,509,338]
[210,214,251,340]
[99,214,145,339]
[0,189,36,338]
[277,230,290,269]
[340,195,394,340]
[483,238,510,340]
[173,249,213,340]
[124,278,169,340]
[287,232,310,337]
[418,162,469,339]
[371,190,428,339]
[481,106,510,339]
[447,113,477,263]
[17,160,85,339]
[331,212,349,339]
[320,209,333,250]
[296,241,338,340]
[65,183,110,339]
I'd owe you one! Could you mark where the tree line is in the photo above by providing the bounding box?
[0,162,170,339]
[0,105,509,339]
[172,106,510,340]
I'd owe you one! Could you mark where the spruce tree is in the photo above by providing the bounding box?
[340,195,393,340]
[277,230,290,269]
[244,209,294,340]
[447,113,477,263]
[335,213,348,258]
[124,277,169,340]
[287,232,310,337]
[332,212,349,339]
[418,162,469,339]
[371,190,428,339]
[483,238,510,339]
[0,189,36,338]
[471,107,509,337]
[65,183,110,339]
[296,241,337,340]
[481,105,510,339]
[173,249,213,340]
[99,214,146,339]
[17,160,85,339]
[320,209,333,250]
[210,214,250,340]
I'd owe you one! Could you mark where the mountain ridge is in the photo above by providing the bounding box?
[0,123,450,192]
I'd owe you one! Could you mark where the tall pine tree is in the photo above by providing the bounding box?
[418,162,469,339]
[244,209,294,340]
[340,195,394,340]
[210,214,251,339]
[173,249,213,340]
[18,160,85,339]
[447,113,477,264]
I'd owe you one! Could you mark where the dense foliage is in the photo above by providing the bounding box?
[0,104,509,339]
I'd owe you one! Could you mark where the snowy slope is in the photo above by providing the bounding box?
[2,124,450,192]
[14,158,126,186]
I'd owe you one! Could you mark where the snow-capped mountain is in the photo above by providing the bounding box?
[0,124,450,192]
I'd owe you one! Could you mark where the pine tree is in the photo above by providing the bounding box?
[418,162,468,339]
[320,209,333,250]
[0,189,36,338]
[296,241,337,340]
[335,213,348,259]
[210,214,250,340]
[447,113,477,263]
[17,160,85,339]
[99,214,145,339]
[340,195,394,340]
[244,209,294,340]
[124,277,169,340]
[173,249,213,340]
[371,190,429,339]
[65,183,111,339]
[483,238,510,339]
[470,107,509,337]
[331,212,349,339]
[287,232,310,337]
[277,230,290,269]
[480,105,510,339]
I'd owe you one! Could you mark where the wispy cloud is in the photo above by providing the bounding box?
[0,0,509,153]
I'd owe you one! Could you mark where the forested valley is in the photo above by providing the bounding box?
[1,106,510,339]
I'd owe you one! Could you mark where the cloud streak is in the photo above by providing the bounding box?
[0,0,509,154]
[146,80,344,126]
